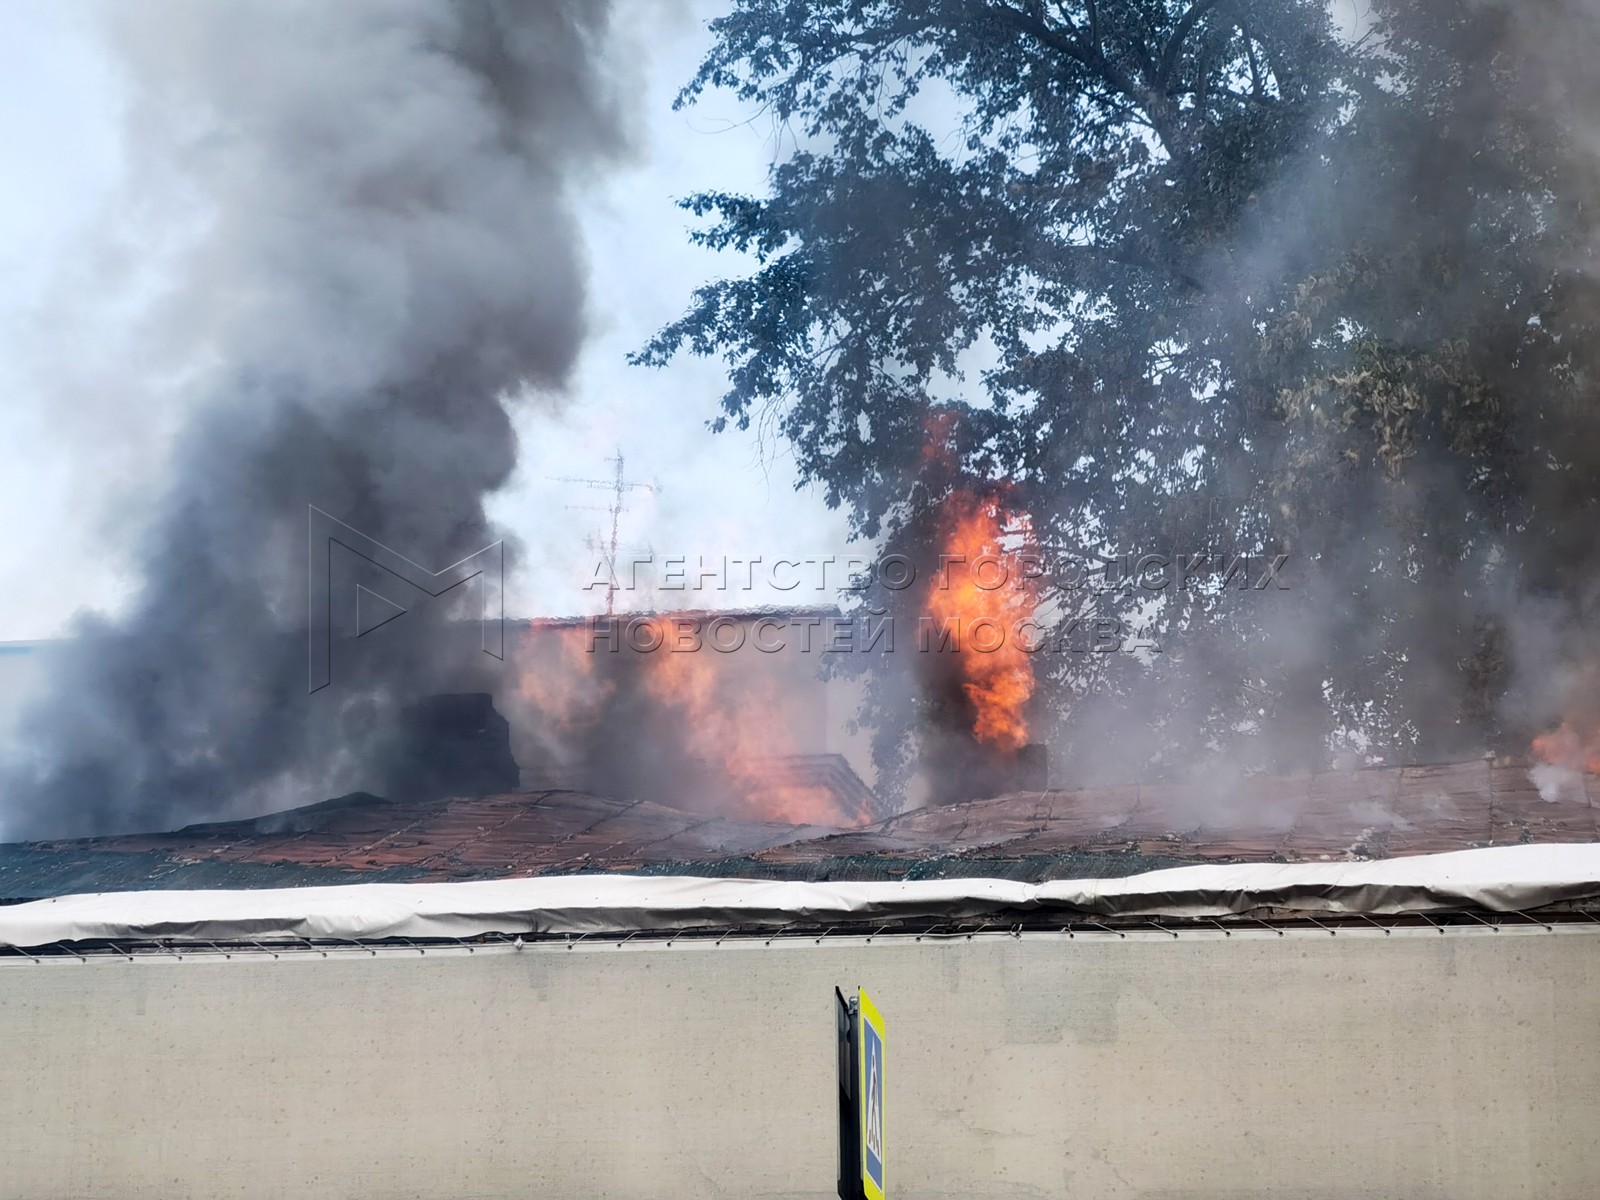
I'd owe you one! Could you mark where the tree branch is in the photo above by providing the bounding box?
[990,1,1184,157]
[1050,242,1207,293]
[1158,0,1236,90]
[1244,28,1264,98]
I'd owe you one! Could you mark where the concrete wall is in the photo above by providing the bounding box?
[3,926,1598,1199]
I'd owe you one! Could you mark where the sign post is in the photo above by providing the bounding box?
[836,987,886,1200]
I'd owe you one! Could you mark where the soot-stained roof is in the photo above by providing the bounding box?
[0,756,1591,901]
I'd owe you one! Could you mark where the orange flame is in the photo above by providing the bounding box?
[925,493,1038,751]
[515,616,869,826]
[636,617,869,826]
[517,624,608,722]
[1532,721,1600,774]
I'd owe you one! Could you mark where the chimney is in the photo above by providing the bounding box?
[929,738,1050,804]
[1014,742,1049,792]
[382,693,521,803]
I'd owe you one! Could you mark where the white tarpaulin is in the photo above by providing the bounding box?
[3,843,1599,948]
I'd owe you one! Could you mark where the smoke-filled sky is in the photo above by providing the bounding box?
[0,0,1369,647]
[7,0,1581,844]
[0,0,850,645]
[0,0,876,842]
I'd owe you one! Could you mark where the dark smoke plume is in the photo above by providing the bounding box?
[1,1,621,838]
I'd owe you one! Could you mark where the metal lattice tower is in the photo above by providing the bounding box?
[553,450,656,615]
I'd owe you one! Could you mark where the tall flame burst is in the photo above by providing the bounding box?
[924,493,1040,751]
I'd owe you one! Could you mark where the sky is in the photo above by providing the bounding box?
[0,1,853,642]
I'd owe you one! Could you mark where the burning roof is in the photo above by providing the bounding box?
[1,755,1592,903]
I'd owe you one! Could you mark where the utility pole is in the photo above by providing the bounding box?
[553,449,657,616]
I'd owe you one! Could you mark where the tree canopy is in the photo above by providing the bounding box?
[638,0,1600,793]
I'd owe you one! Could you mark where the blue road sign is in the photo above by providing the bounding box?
[859,988,885,1200]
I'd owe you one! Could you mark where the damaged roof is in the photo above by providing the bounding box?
[0,756,1591,902]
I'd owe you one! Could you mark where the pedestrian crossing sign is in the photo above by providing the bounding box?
[858,988,885,1200]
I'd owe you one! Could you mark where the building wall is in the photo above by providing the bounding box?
[3,927,1598,1199]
